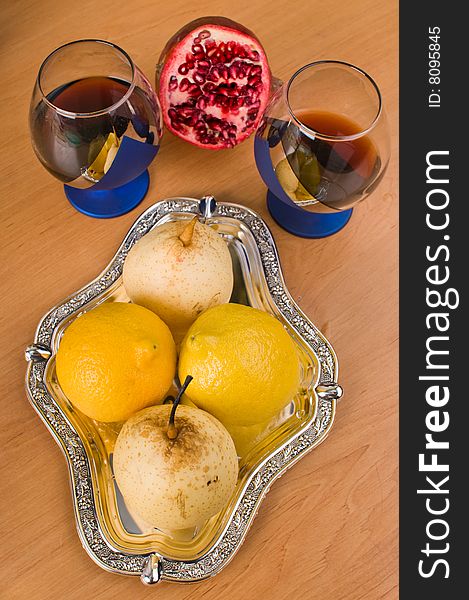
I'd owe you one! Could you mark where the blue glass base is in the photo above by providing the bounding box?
[64,170,150,218]
[267,190,353,238]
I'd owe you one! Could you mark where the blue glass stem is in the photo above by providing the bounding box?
[266,190,353,238]
[64,170,150,218]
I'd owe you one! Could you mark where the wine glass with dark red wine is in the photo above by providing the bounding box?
[254,60,390,237]
[30,39,163,218]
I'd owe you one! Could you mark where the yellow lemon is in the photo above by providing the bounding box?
[178,303,301,427]
[56,302,176,422]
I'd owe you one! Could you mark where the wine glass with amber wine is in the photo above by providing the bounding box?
[255,60,390,237]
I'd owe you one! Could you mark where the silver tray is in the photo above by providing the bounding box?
[25,196,342,585]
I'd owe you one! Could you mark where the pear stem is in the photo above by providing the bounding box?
[178,216,198,247]
[167,375,193,440]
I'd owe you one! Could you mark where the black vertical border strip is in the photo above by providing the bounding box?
[400,3,465,598]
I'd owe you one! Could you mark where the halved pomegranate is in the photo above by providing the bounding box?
[156,16,272,149]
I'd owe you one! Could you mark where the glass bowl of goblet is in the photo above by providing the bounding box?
[30,39,163,218]
[254,60,390,238]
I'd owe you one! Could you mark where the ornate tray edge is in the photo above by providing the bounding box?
[25,196,342,584]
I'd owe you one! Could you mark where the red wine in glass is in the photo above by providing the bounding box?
[32,76,157,184]
[30,40,162,218]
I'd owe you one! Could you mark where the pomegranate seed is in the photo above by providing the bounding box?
[206,47,218,58]
[229,64,239,79]
[248,75,262,87]
[194,72,206,84]
[250,50,260,61]
[242,64,252,77]
[198,30,211,39]
[250,65,262,76]
[178,63,189,75]
[227,41,236,53]
[188,85,203,97]
[168,108,178,120]
[179,78,190,92]
[221,67,229,80]
[196,96,207,110]
[168,76,178,91]
[197,59,210,70]
[192,43,204,55]
[179,77,190,92]
[171,120,185,132]
[207,93,216,105]
[253,83,263,95]
[179,107,195,118]
[204,82,216,92]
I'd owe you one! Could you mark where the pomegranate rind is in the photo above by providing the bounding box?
[157,17,272,150]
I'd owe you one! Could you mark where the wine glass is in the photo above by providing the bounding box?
[254,60,390,238]
[30,39,163,218]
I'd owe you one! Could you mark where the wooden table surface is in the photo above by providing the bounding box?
[0,0,398,598]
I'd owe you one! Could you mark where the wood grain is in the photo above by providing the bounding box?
[0,0,398,598]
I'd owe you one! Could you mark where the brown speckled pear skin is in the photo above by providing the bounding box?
[113,404,238,530]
